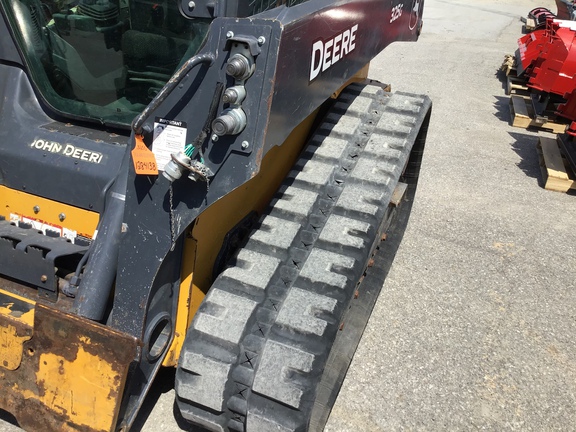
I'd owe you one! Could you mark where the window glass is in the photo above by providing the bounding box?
[3,0,210,128]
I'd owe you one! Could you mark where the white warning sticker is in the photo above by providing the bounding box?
[9,213,80,243]
[152,118,187,171]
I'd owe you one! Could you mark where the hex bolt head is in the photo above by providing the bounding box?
[58,212,66,221]
[33,205,40,214]
[40,275,47,283]
[241,141,249,149]
[188,0,195,8]
[257,36,266,45]
[211,134,219,142]
[226,31,234,39]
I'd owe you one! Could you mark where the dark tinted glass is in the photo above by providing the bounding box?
[3,0,210,127]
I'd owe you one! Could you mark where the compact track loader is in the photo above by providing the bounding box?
[0,0,431,430]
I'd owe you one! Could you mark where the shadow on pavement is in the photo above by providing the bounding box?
[131,367,207,432]
[508,131,542,183]
[508,130,576,196]
[493,94,512,124]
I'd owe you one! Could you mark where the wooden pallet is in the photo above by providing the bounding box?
[537,136,576,192]
[506,75,530,96]
[501,54,530,95]
[501,54,516,76]
[525,17,537,32]
[509,95,567,133]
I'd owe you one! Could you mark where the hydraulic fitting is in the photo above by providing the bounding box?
[163,152,192,182]
[226,54,253,81]
[222,86,246,105]
[163,145,213,183]
[211,108,247,136]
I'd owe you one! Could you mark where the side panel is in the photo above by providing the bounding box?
[266,0,423,152]
[0,66,127,213]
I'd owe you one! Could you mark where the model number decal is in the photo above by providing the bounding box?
[310,24,358,81]
[31,139,103,164]
[391,4,403,23]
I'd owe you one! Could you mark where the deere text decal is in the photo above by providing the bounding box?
[310,24,358,81]
[31,139,103,164]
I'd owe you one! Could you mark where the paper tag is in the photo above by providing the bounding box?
[132,135,158,175]
[152,118,187,171]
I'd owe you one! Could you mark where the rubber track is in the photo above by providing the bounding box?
[175,83,432,432]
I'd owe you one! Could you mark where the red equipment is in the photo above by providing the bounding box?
[516,19,576,134]
[517,28,547,75]
[526,20,576,96]
[527,7,556,30]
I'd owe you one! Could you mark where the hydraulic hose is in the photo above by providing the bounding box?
[73,149,130,321]
[131,52,215,135]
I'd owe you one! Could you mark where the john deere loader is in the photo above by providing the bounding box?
[0,0,431,429]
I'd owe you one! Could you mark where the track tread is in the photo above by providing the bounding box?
[176,84,431,432]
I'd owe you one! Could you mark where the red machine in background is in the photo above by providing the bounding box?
[517,18,576,135]
[523,1,572,32]
[526,7,555,30]
[509,2,576,183]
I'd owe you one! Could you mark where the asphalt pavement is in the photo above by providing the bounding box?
[327,0,576,429]
[2,0,576,431]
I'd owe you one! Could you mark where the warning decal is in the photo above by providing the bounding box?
[152,118,187,171]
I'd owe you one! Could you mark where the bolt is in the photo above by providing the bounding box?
[226,31,234,39]
[241,141,249,149]
[40,275,47,283]
[58,213,66,221]
[33,205,40,214]
[188,0,195,8]
[211,134,219,142]
[257,36,266,45]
